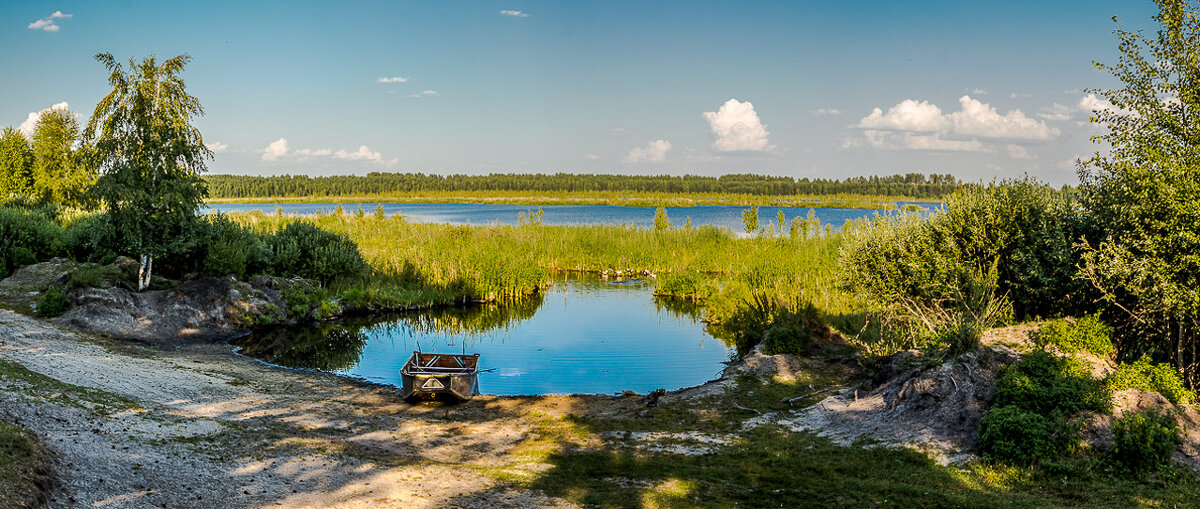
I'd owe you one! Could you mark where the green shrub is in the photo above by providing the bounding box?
[1105,356,1196,405]
[0,205,64,273]
[655,272,709,298]
[35,286,66,317]
[60,213,116,263]
[763,323,812,356]
[978,405,1079,464]
[993,351,1112,415]
[201,214,271,279]
[1031,315,1114,356]
[268,221,369,283]
[1111,410,1182,473]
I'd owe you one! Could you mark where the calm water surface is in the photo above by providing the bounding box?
[210,202,940,232]
[233,274,731,395]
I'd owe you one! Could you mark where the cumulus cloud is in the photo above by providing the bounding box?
[376,76,408,84]
[335,145,382,161]
[1006,144,1034,160]
[1038,103,1075,121]
[206,142,229,153]
[18,102,71,137]
[853,95,1059,154]
[500,10,529,17]
[263,138,390,165]
[950,95,1059,140]
[584,153,601,160]
[1079,93,1118,114]
[811,108,842,117]
[624,140,671,163]
[858,130,990,153]
[857,99,949,132]
[28,11,71,32]
[262,138,290,161]
[1010,92,1033,99]
[703,99,773,152]
[972,88,988,95]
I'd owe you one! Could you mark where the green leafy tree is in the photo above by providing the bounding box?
[742,206,758,235]
[85,53,210,291]
[0,127,34,197]
[653,206,670,231]
[1079,0,1200,385]
[30,107,94,207]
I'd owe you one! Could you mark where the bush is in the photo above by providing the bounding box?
[655,272,709,298]
[60,213,117,263]
[268,221,369,284]
[1031,315,1114,357]
[201,214,271,279]
[1111,410,1182,473]
[978,405,1079,464]
[839,177,1091,320]
[35,286,66,317]
[1105,356,1196,405]
[0,206,64,274]
[992,351,1112,415]
[763,323,812,356]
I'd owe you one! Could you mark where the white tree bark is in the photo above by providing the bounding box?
[138,254,153,291]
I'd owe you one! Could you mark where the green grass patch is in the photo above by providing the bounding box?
[0,420,47,509]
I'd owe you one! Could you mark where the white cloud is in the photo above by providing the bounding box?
[335,145,382,162]
[1079,93,1117,114]
[422,90,439,96]
[860,130,990,153]
[1010,92,1033,99]
[611,127,627,136]
[206,142,228,153]
[1006,144,1034,160]
[972,88,988,95]
[262,138,290,161]
[855,95,1058,145]
[950,95,1059,140]
[28,11,71,32]
[811,108,842,117]
[376,76,408,84]
[294,148,331,157]
[18,102,71,137]
[624,140,671,163]
[584,153,601,160]
[500,10,529,17]
[1038,103,1075,121]
[857,99,949,132]
[702,99,773,152]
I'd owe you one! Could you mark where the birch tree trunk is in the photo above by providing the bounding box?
[138,254,153,291]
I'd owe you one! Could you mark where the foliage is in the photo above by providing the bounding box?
[980,351,1110,465]
[1078,0,1200,388]
[741,206,758,234]
[992,351,1111,416]
[0,419,44,509]
[200,213,271,279]
[0,205,64,275]
[0,127,34,197]
[840,177,1090,320]
[205,171,961,200]
[85,53,210,291]
[30,106,94,208]
[1105,355,1196,404]
[653,206,670,231]
[1111,410,1183,473]
[978,405,1080,465]
[268,221,369,284]
[1031,315,1115,357]
[35,285,66,317]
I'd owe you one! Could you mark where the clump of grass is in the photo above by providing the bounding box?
[0,420,48,509]
[1105,355,1195,405]
[1031,315,1114,357]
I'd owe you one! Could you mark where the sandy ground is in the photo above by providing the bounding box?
[0,309,604,508]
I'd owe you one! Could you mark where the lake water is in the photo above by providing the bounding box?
[210,201,940,232]
[232,274,731,395]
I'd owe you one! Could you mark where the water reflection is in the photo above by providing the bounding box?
[233,274,732,395]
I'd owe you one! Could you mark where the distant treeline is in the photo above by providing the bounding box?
[205,172,960,199]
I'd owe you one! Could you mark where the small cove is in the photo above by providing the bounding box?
[232,273,732,395]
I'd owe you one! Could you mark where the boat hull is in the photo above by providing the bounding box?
[400,352,480,401]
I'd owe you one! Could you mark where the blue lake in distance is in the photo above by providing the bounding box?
[209,201,941,232]
[233,274,730,395]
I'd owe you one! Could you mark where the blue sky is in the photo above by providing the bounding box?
[1,1,1162,184]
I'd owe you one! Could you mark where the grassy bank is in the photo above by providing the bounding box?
[0,420,48,508]
[229,211,871,332]
[207,189,911,209]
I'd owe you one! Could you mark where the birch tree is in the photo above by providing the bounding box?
[85,53,210,290]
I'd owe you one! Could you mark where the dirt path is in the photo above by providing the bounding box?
[0,309,595,508]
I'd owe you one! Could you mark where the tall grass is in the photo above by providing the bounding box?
[229,210,873,338]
